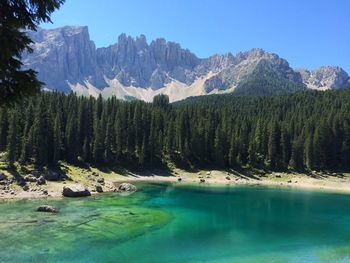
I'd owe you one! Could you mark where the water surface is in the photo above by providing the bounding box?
[1,183,350,262]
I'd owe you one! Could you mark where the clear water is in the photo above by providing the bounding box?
[1,183,350,263]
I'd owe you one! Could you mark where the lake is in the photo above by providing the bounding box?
[1,183,350,262]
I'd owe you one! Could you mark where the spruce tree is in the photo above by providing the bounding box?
[6,112,19,165]
[53,115,63,164]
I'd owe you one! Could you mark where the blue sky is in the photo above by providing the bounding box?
[41,0,350,72]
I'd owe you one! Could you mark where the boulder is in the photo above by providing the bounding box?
[22,184,29,191]
[117,183,137,192]
[97,177,104,184]
[0,173,7,181]
[24,175,38,182]
[37,176,46,185]
[0,180,8,186]
[92,172,99,177]
[226,176,231,180]
[62,184,91,197]
[96,185,103,193]
[44,171,62,181]
[177,177,182,182]
[16,178,26,187]
[37,205,58,213]
[29,170,41,177]
[206,171,211,176]
[200,178,205,183]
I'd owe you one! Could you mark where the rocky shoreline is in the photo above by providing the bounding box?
[0,167,350,200]
[0,168,137,200]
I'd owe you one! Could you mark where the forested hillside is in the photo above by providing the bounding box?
[0,90,350,171]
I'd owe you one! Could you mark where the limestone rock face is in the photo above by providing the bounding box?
[62,184,91,197]
[96,34,200,89]
[22,26,349,101]
[23,26,105,92]
[296,66,350,90]
[203,48,304,92]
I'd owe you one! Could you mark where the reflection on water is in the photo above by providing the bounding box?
[1,183,350,262]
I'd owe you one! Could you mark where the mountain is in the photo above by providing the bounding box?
[22,26,350,102]
[296,67,350,90]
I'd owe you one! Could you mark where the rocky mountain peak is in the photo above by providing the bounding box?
[23,25,104,92]
[22,26,349,101]
[296,66,350,90]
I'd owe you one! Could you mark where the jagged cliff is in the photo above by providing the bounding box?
[22,26,350,101]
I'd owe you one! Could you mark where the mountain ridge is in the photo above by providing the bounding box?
[23,26,350,102]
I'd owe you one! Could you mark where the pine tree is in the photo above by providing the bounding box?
[53,114,63,163]
[214,126,225,166]
[92,119,104,164]
[289,137,304,171]
[304,134,314,170]
[19,103,34,163]
[268,122,280,169]
[103,118,114,163]
[65,113,79,162]
[341,119,350,169]
[0,109,9,151]
[313,122,330,169]
[31,98,50,164]
[0,0,64,105]
[6,112,19,165]
[82,137,91,162]
[228,134,238,167]
[114,116,123,161]
[280,126,291,168]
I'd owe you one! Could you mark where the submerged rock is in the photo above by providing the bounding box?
[37,205,59,213]
[62,184,91,197]
[96,185,103,193]
[117,183,137,192]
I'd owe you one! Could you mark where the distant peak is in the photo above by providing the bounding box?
[60,25,88,34]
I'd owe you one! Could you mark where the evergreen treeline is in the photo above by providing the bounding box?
[1,90,350,172]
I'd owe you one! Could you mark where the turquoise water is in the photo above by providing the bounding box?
[1,183,350,262]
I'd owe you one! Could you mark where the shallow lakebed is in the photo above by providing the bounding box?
[1,183,350,262]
